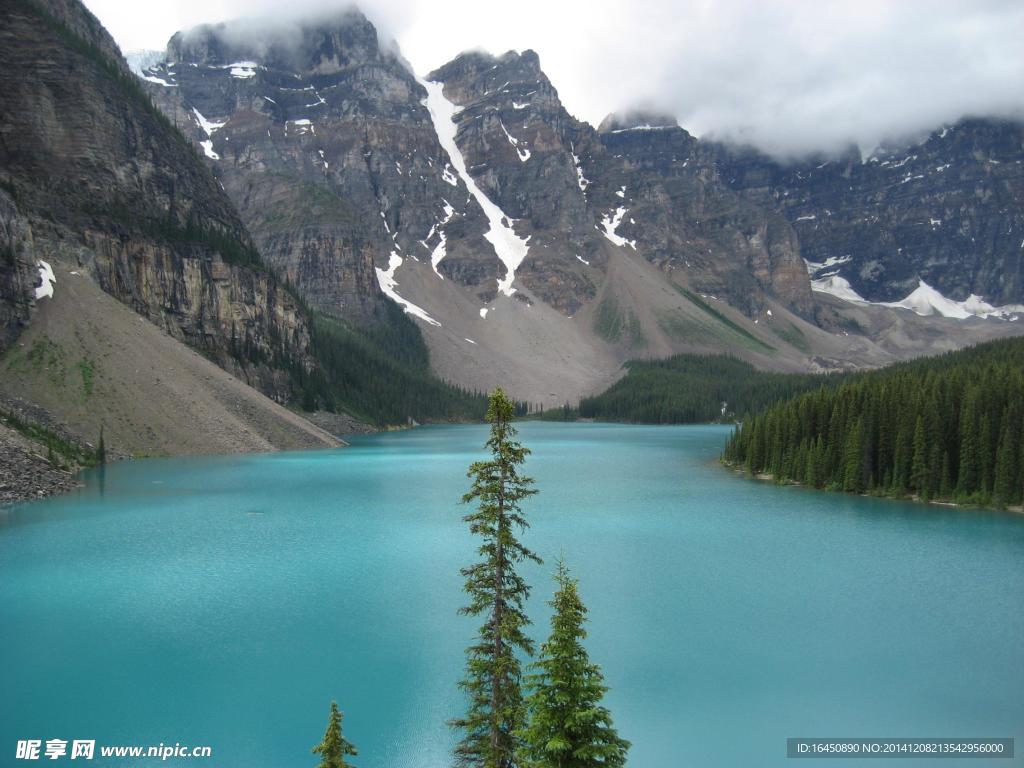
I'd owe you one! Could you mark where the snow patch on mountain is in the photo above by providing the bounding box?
[142,74,176,87]
[499,121,530,162]
[430,201,456,278]
[125,49,164,76]
[192,109,226,137]
[375,252,441,326]
[226,61,258,79]
[192,109,227,160]
[421,79,530,296]
[286,119,314,136]
[810,270,1024,320]
[198,140,218,160]
[34,261,55,300]
[608,124,674,134]
[810,275,867,303]
[879,281,1024,319]
[570,143,589,194]
[599,206,636,249]
[804,255,852,274]
[305,89,327,108]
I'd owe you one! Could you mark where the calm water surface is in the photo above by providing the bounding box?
[1,423,1021,767]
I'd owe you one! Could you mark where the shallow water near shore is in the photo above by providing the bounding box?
[1,423,1021,767]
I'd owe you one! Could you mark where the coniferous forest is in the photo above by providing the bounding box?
[560,355,842,423]
[722,337,1024,509]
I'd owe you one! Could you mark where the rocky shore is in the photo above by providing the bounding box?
[304,410,376,439]
[0,426,82,504]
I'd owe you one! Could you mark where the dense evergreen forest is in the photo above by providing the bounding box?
[723,337,1024,509]
[544,354,842,423]
[294,305,494,427]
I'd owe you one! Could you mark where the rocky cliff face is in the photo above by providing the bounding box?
[426,50,812,317]
[144,12,501,322]
[0,0,315,401]
[714,118,1024,306]
[127,8,1022,402]
[593,117,813,316]
[144,24,815,326]
[425,50,599,313]
[0,191,37,350]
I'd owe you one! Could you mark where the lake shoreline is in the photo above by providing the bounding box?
[0,415,487,507]
[722,460,1024,515]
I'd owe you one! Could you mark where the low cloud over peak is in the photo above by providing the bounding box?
[87,0,1024,159]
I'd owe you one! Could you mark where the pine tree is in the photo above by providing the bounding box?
[957,394,980,500]
[910,415,928,497]
[452,387,542,768]
[939,451,953,500]
[842,416,865,493]
[1017,416,1024,505]
[993,422,1017,509]
[520,561,630,768]
[312,701,357,768]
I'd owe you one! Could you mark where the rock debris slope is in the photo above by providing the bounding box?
[0,0,341,457]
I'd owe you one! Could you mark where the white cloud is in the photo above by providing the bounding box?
[84,0,1024,157]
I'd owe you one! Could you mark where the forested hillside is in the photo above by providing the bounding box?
[558,355,842,423]
[722,338,1024,509]
[294,308,491,426]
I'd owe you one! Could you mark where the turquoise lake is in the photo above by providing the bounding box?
[1,423,1022,767]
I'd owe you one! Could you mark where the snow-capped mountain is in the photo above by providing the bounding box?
[129,9,1022,402]
[4,0,1022,415]
[124,48,164,76]
[712,120,1024,311]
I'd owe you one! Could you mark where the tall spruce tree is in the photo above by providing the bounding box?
[312,701,357,768]
[452,387,542,768]
[520,561,630,768]
[910,415,928,496]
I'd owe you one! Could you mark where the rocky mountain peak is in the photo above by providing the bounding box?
[427,48,555,108]
[431,48,542,79]
[129,6,1023,403]
[598,110,680,134]
[31,0,129,73]
[166,7,389,76]
[715,115,1024,307]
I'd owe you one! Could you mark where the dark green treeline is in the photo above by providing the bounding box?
[556,355,842,424]
[722,337,1024,509]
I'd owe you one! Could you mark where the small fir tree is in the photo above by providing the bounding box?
[520,561,630,768]
[312,701,357,768]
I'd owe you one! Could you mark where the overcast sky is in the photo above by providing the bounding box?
[83,0,1024,158]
